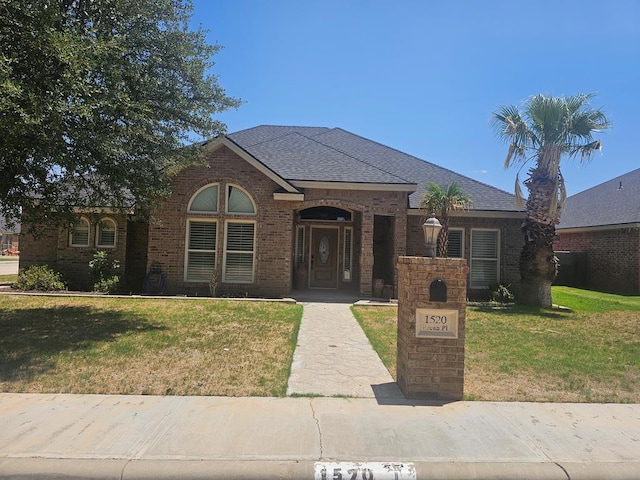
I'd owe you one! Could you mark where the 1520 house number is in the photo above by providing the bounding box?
[415,308,459,339]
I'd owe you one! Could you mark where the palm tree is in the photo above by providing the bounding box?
[492,93,610,307]
[421,182,470,257]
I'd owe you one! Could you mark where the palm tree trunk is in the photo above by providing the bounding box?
[519,165,560,307]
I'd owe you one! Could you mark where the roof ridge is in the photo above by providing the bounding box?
[228,125,330,148]
[317,128,515,197]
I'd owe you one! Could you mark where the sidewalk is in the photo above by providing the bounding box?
[1,394,639,479]
[287,301,402,398]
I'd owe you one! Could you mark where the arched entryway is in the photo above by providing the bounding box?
[294,206,359,291]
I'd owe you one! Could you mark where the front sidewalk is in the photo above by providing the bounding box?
[1,393,639,479]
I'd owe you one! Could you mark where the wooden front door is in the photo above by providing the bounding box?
[309,227,338,288]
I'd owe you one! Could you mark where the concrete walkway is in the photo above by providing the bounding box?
[287,302,402,398]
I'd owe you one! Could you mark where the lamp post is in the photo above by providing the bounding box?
[423,215,442,258]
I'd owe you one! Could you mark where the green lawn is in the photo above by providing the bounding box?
[0,274,18,286]
[352,287,640,403]
[0,295,302,397]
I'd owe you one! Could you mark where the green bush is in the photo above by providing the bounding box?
[14,265,66,291]
[488,283,515,304]
[89,251,120,294]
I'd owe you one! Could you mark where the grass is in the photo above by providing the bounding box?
[0,295,302,397]
[0,274,18,286]
[352,287,640,403]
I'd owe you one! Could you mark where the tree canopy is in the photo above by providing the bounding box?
[421,182,470,257]
[0,0,241,228]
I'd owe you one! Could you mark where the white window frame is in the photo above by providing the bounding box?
[188,183,219,214]
[226,184,256,215]
[223,219,256,283]
[184,219,218,282]
[96,217,117,248]
[470,228,500,288]
[343,226,353,282]
[69,217,90,247]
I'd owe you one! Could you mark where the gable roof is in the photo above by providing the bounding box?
[226,125,519,212]
[558,168,640,230]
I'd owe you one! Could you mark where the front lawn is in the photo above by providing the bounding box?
[0,295,302,397]
[352,287,640,403]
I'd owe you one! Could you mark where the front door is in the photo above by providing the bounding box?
[309,227,338,288]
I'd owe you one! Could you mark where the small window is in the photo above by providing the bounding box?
[70,218,90,247]
[470,229,499,288]
[223,221,255,283]
[227,185,255,214]
[185,220,217,281]
[343,227,353,281]
[96,218,117,248]
[295,226,305,265]
[189,185,219,213]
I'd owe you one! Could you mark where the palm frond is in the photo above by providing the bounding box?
[514,174,524,210]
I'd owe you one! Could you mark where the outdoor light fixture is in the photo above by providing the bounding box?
[423,215,442,258]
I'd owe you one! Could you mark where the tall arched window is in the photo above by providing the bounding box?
[70,217,90,247]
[184,183,257,284]
[96,218,117,248]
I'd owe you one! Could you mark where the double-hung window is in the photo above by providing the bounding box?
[185,184,219,282]
[223,185,256,283]
[96,218,117,248]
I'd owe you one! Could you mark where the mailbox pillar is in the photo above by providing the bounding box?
[396,256,468,400]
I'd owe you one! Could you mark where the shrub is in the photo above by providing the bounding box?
[488,283,515,304]
[89,251,120,294]
[14,265,66,291]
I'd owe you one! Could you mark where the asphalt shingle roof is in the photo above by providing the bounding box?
[558,168,640,229]
[227,125,520,212]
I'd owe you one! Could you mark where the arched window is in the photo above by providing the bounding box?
[226,185,255,214]
[96,218,117,248]
[184,183,257,284]
[70,217,90,247]
[188,184,219,213]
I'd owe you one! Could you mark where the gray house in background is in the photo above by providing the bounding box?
[555,168,640,295]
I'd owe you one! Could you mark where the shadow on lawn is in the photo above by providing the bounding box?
[469,304,572,320]
[0,305,164,382]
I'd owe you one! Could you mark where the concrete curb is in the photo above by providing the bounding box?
[2,459,640,480]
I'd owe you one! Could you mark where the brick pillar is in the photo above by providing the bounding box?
[359,210,374,296]
[396,256,468,400]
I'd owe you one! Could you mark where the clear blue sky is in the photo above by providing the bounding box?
[190,0,639,196]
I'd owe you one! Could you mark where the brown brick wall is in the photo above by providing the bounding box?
[555,227,640,294]
[148,144,411,297]
[396,256,468,400]
[19,214,128,290]
[406,214,522,297]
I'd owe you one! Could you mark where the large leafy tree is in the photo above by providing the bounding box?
[0,0,240,228]
[421,182,470,257]
[492,94,610,307]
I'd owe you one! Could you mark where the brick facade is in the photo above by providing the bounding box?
[555,227,640,295]
[19,147,523,298]
[396,256,468,400]
[19,213,129,290]
[406,214,522,298]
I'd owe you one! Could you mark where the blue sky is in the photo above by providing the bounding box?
[190,0,639,197]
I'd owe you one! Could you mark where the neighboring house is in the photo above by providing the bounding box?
[0,216,20,256]
[20,125,524,297]
[555,168,640,295]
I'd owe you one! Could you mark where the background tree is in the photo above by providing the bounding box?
[421,182,470,257]
[492,93,610,307]
[0,0,241,228]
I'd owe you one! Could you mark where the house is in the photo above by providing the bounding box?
[0,216,20,256]
[555,168,640,295]
[19,125,524,297]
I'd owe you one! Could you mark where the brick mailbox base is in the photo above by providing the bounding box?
[396,256,468,400]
